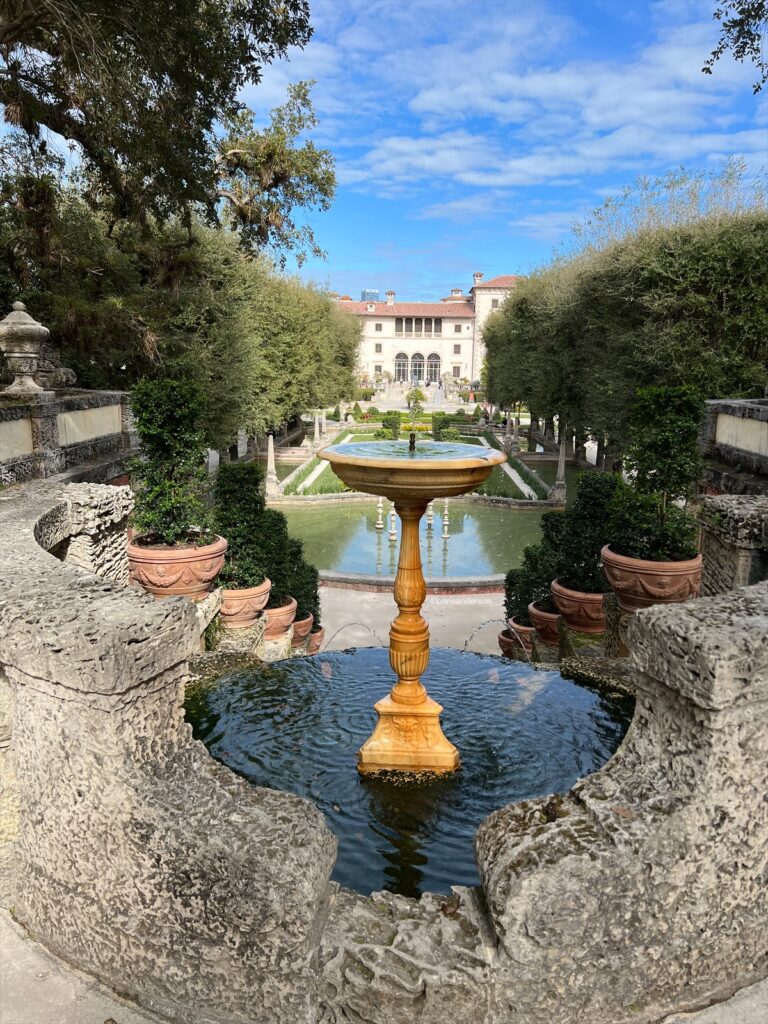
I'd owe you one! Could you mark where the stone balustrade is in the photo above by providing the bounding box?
[0,481,766,1023]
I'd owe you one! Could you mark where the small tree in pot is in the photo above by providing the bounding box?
[286,538,322,649]
[214,462,272,629]
[550,472,619,634]
[602,385,703,612]
[500,535,562,653]
[128,379,226,600]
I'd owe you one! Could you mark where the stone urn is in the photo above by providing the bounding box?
[601,545,702,614]
[220,577,272,630]
[550,580,607,634]
[263,596,298,639]
[291,611,314,648]
[0,302,47,393]
[127,535,227,601]
[527,601,560,646]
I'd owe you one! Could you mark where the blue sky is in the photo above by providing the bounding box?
[244,0,767,300]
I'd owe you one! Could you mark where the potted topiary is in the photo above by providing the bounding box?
[550,472,619,634]
[500,535,562,651]
[499,568,536,656]
[258,508,299,639]
[214,461,272,629]
[601,386,703,613]
[127,379,226,600]
[286,539,321,649]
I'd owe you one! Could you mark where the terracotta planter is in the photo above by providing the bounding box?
[507,616,536,653]
[601,545,702,614]
[551,579,606,635]
[220,577,272,630]
[127,535,227,601]
[308,627,324,655]
[527,601,560,646]
[291,612,315,648]
[263,596,298,639]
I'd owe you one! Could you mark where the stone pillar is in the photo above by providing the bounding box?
[28,394,64,477]
[265,432,280,497]
[700,494,768,596]
[313,413,320,449]
[321,411,327,436]
[0,303,48,394]
[550,438,567,504]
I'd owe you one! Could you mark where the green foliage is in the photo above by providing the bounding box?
[624,386,704,504]
[352,401,363,419]
[286,539,321,623]
[454,408,467,419]
[508,457,550,500]
[474,465,526,500]
[555,472,620,592]
[431,411,448,440]
[331,404,341,421]
[471,404,484,421]
[354,387,376,401]
[373,428,391,440]
[704,1,768,93]
[282,457,319,496]
[441,427,462,441]
[505,540,561,622]
[366,406,380,419]
[483,165,767,460]
[130,379,211,545]
[381,411,402,439]
[213,462,268,587]
[607,480,699,562]
[406,387,426,408]
[0,7,338,263]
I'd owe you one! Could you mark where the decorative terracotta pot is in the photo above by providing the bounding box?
[601,545,702,614]
[263,596,298,639]
[507,616,536,652]
[220,577,272,630]
[498,627,531,658]
[551,579,606,634]
[291,612,315,648]
[127,535,227,601]
[308,627,324,655]
[527,601,560,646]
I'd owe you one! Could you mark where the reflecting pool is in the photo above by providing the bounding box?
[186,648,633,898]
[281,499,546,577]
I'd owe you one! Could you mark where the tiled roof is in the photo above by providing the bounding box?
[472,275,521,289]
[338,301,475,318]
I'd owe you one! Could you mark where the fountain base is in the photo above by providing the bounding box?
[357,694,460,774]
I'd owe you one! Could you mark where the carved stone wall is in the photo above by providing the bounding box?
[0,482,337,1024]
[700,494,768,596]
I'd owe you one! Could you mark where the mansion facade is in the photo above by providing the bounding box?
[337,273,520,386]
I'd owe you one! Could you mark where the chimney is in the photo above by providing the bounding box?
[473,272,483,287]
[386,290,395,306]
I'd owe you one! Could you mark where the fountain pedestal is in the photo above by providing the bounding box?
[358,500,459,773]
[318,439,505,774]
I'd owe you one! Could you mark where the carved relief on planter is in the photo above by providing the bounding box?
[220,578,272,630]
[127,535,227,600]
[601,545,702,613]
[551,579,607,634]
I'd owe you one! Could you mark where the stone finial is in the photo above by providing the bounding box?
[0,302,49,393]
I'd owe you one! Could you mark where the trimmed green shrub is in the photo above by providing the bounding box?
[432,411,448,440]
[130,378,212,545]
[471,404,484,421]
[286,538,321,623]
[366,405,380,419]
[607,480,698,561]
[352,401,363,419]
[555,472,619,592]
[381,410,401,438]
[214,461,268,587]
[441,427,461,441]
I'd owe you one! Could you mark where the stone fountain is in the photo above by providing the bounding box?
[318,437,505,773]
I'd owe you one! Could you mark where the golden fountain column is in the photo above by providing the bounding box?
[357,499,459,774]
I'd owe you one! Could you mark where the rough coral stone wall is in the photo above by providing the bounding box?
[0,482,337,1024]
[700,494,768,596]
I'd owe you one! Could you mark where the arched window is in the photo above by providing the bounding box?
[411,352,425,381]
[395,317,403,335]
[426,353,441,383]
[394,353,409,382]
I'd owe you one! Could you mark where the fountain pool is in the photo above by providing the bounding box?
[185,648,633,898]
[281,499,545,577]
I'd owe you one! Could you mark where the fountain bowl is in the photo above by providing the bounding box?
[318,440,506,502]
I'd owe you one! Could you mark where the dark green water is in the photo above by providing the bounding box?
[186,648,633,898]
